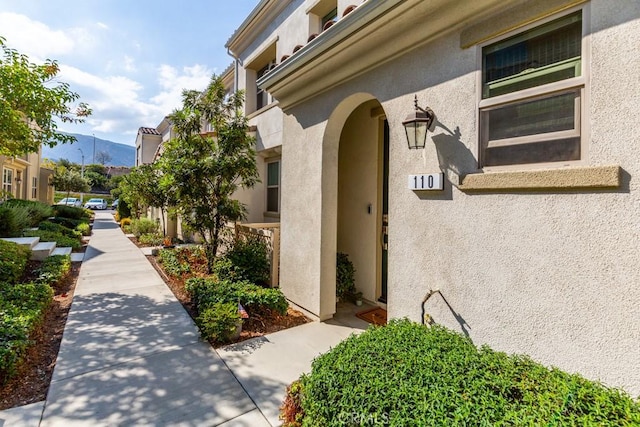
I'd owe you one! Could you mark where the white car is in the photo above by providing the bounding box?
[56,197,82,207]
[84,198,107,210]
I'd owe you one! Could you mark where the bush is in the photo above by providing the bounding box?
[0,205,31,237]
[47,216,88,230]
[185,277,288,315]
[35,255,71,285]
[23,230,82,250]
[117,198,131,220]
[138,233,163,246]
[336,253,355,300]
[196,302,241,343]
[0,282,53,381]
[53,205,87,220]
[287,319,640,426]
[39,221,82,239]
[76,222,91,236]
[0,240,31,284]
[2,199,53,226]
[130,217,158,237]
[215,236,270,285]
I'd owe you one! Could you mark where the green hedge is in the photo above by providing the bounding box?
[0,240,31,284]
[39,221,82,239]
[0,282,53,381]
[286,320,640,426]
[130,217,158,237]
[214,237,270,285]
[47,216,89,230]
[196,302,241,343]
[53,205,88,220]
[0,205,30,237]
[23,230,82,250]
[185,277,287,315]
[35,255,71,285]
[2,199,53,227]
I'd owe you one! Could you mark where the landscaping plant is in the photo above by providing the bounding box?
[130,217,158,237]
[34,255,71,285]
[0,204,31,237]
[23,229,82,250]
[336,252,356,301]
[214,236,270,285]
[282,319,640,426]
[0,240,30,284]
[1,199,53,226]
[196,302,241,343]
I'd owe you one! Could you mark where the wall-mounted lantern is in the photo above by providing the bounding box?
[402,95,436,149]
[15,171,22,184]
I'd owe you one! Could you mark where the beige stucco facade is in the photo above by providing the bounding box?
[1,147,53,204]
[227,0,640,395]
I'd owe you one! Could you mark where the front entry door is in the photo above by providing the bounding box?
[379,120,390,303]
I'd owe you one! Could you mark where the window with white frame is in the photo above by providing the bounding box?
[32,176,37,199]
[266,160,280,213]
[479,9,586,168]
[2,168,13,196]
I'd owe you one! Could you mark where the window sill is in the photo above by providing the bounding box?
[458,165,621,192]
[263,211,280,219]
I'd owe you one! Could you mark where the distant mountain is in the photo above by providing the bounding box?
[42,133,135,166]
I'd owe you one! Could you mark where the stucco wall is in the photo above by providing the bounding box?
[278,0,640,394]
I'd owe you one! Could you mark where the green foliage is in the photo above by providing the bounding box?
[0,37,90,156]
[39,220,82,238]
[157,246,207,278]
[214,236,270,285]
[195,302,241,343]
[293,319,640,426]
[75,222,91,236]
[0,240,31,284]
[130,217,158,237]
[0,281,53,381]
[1,199,53,226]
[138,233,163,246]
[23,230,81,249]
[48,216,87,230]
[158,74,259,272]
[53,204,87,220]
[0,205,29,237]
[185,277,287,315]
[50,166,90,196]
[336,253,356,300]
[34,255,71,285]
[116,197,131,220]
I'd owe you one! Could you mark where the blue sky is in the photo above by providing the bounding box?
[0,0,258,146]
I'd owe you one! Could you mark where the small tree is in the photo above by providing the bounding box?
[51,166,90,199]
[159,74,259,272]
[0,37,90,156]
[95,150,112,165]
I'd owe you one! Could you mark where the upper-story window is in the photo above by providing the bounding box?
[308,0,337,35]
[247,42,276,114]
[479,9,586,168]
[266,160,280,213]
[32,176,37,199]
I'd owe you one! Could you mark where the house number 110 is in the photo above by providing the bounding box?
[408,173,444,191]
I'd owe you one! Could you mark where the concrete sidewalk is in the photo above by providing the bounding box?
[0,212,363,426]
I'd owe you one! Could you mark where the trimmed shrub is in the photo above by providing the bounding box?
[196,302,241,343]
[214,236,270,285]
[2,199,53,226]
[0,282,53,381]
[287,319,640,426]
[157,246,207,278]
[39,221,82,238]
[117,198,131,220]
[76,222,91,236]
[0,240,31,284]
[138,233,163,246]
[0,204,30,237]
[53,205,87,220]
[35,255,71,285]
[130,217,158,237]
[23,230,82,250]
[48,216,88,230]
[185,277,288,315]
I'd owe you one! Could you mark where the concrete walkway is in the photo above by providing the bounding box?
[0,212,362,426]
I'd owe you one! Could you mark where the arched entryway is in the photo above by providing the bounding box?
[320,94,388,317]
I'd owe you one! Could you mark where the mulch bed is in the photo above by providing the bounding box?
[0,261,81,410]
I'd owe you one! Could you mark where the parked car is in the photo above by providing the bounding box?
[56,197,82,207]
[111,198,119,209]
[84,198,107,210]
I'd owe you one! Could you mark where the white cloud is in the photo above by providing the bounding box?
[123,55,136,72]
[96,22,109,30]
[0,12,76,58]
[151,64,212,113]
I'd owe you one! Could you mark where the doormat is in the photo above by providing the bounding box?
[355,307,387,325]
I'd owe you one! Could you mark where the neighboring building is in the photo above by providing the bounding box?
[134,126,162,166]
[1,147,54,204]
[226,0,640,395]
